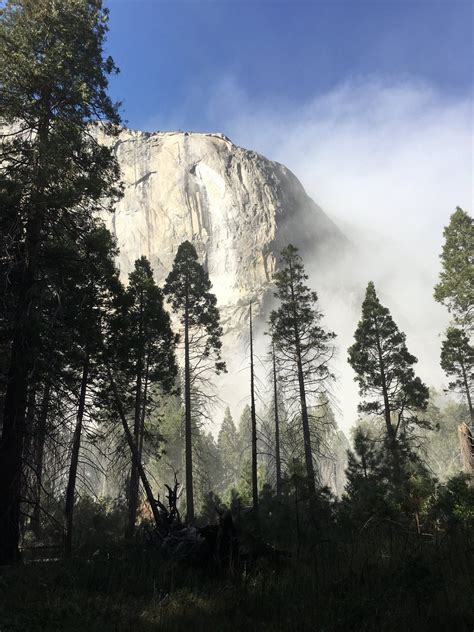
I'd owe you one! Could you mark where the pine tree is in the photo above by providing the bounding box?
[259,337,285,498]
[308,400,348,495]
[420,393,467,480]
[0,0,121,563]
[58,224,121,555]
[164,241,225,523]
[238,404,252,465]
[348,282,429,471]
[343,423,390,524]
[434,209,473,479]
[114,257,177,538]
[217,407,240,492]
[269,244,335,495]
[440,328,473,430]
[15,217,120,545]
[434,207,473,331]
[193,429,221,513]
[345,424,384,494]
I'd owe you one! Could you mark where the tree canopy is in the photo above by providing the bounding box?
[434,207,474,330]
[348,281,429,456]
[269,244,335,494]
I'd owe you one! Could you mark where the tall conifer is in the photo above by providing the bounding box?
[348,282,429,471]
[115,257,177,539]
[269,244,335,495]
[164,241,225,523]
[434,208,473,331]
[0,0,121,563]
[440,327,473,430]
[217,407,240,492]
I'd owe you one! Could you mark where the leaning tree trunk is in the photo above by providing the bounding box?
[107,366,162,529]
[249,305,259,513]
[64,353,90,556]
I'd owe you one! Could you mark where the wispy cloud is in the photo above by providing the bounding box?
[150,76,473,431]
[216,77,473,430]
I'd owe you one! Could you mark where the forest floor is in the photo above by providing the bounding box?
[0,542,472,632]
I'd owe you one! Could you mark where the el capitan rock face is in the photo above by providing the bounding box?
[100,127,346,335]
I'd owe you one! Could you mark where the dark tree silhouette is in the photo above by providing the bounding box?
[0,0,121,564]
[164,241,225,523]
[117,257,177,539]
[434,207,473,331]
[249,304,258,513]
[348,282,429,472]
[271,338,283,498]
[269,244,335,495]
[440,327,473,430]
[59,225,121,555]
[217,407,240,492]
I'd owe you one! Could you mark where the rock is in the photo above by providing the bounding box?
[97,127,347,336]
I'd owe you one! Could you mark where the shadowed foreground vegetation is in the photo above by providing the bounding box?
[1,537,472,632]
[1,479,473,632]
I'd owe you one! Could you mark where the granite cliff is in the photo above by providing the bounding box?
[99,128,347,335]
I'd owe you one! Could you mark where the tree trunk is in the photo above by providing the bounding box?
[249,304,259,513]
[0,292,35,564]
[288,260,316,495]
[138,358,150,459]
[184,290,194,523]
[0,102,50,565]
[125,353,149,539]
[272,339,282,499]
[296,349,316,495]
[20,386,37,537]
[64,353,90,556]
[107,365,162,528]
[125,295,145,539]
[460,357,474,432]
[373,318,400,477]
[31,383,50,539]
[458,422,474,487]
[374,324,395,440]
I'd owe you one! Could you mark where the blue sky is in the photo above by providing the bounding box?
[106,0,473,132]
